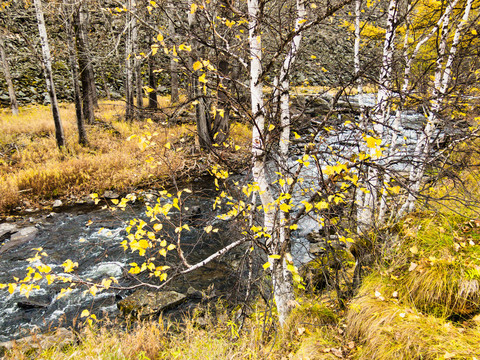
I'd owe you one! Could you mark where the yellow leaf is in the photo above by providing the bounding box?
[409,245,418,254]
[156,33,164,42]
[268,124,275,131]
[263,262,271,270]
[160,240,167,247]
[310,55,316,59]
[269,254,281,260]
[164,142,171,149]
[151,44,159,56]
[167,244,176,250]
[193,61,203,71]
[159,248,167,257]
[472,29,477,35]
[298,19,307,24]
[153,223,163,231]
[80,309,90,318]
[190,3,197,14]
[8,283,16,294]
[290,224,298,230]
[198,73,207,83]
[204,225,213,233]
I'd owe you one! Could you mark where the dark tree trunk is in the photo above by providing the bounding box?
[74,1,96,124]
[64,0,88,145]
[0,35,19,116]
[147,35,157,109]
[132,5,142,117]
[125,0,135,121]
[168,3,179,104]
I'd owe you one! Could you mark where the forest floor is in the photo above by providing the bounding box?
[0,98,251,215]
[1,98,480,359]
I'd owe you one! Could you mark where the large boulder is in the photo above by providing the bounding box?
[117,289,186,318]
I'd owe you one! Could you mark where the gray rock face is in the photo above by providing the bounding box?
[0,223,18,240]
[0,226,38,254]
[117,289,186,318]
[0,328,74,357]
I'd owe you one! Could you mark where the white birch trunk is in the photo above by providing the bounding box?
[248,0,294,326]
[33,0,65,148]
[379,0,458,222]
[400,0,473,216]
[358,0,397,231]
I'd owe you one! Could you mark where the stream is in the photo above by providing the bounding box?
[0,180,247,342]
[0,95,449,342]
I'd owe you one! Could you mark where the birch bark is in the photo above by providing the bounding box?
[33,0,65,148]
[358,0,398,231]
[400,0,473,216]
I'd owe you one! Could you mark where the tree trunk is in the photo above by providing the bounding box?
[64,0,88,146]
[248,0,294,327]
[132,4,142,116]
[400,0,473,216]
[147,35,157,109]
[33,0,65,149]
[358,0,398,231]
[0,35,19,116]
[168,3,179,104]
[73,2,95,125]
[125,0,135,121]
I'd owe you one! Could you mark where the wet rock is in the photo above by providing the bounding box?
[117,289,186,319]
[103,191,120,199]
[0,327,74,356]
[0,226,38,254]
[0,223,18,241]
[17,299,50,310]
[52,200,63,208]
[187,286,203,299]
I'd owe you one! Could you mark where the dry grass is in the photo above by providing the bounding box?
[0,297,349,360]
[347,276,480,359]
[0,100,251,213]
[346,206,480,359]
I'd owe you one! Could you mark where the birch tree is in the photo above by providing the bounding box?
[357,0,398,231]
[399,0,474,216]
[33,0,65,148]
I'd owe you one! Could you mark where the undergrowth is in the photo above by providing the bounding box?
[0,100,251,213]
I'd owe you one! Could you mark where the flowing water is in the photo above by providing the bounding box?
[0,181,244,342]
[0,96,447,342]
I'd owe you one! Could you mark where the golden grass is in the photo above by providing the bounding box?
[0,100,251,213]
[1,297,349,360]
[347,276,480,359]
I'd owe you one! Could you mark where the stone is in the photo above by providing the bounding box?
[186,286,203,299]
[117,289,186,319]
[0,328,74,357]
[103,191,120,199]
[52,200,63,208]
[309,242,326,254]
[0,226,38,254]
[0,223,18,239]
